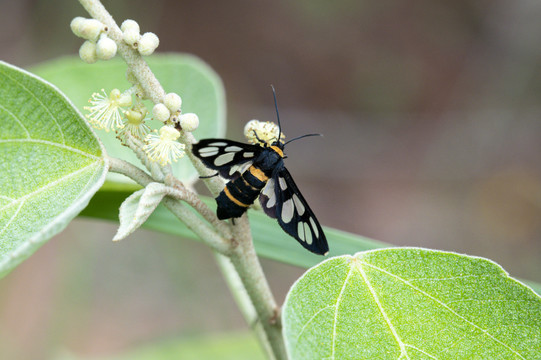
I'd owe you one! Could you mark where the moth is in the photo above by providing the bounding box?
[192,88,328,255]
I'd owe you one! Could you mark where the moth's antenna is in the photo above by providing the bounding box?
[270,85,282,143]
[284,133,322,145]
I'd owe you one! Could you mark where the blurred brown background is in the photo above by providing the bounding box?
[1,0,541,358]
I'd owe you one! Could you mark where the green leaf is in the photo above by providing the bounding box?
[0,61,107,278]
[282,248,541,360]
[31,54,225,185]
[55,332,265,360]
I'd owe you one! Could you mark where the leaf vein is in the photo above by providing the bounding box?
[0,68,66,144]
[0,138,100,160]
[330,264,354,360]
[0,161,102,214]
[360,261,527,359]
[0,103,31,138]
[355,260,410,359]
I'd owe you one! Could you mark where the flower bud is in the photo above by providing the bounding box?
[164,93,182,113]
[138,32,159,56]
[118,93,133,107]
[78,19,106,41]
[123,28,140,47]
[79,41,98,64]
[70,17,86,37]
[153,103,171,122]
[96,36,117,60]
[120,19,140,33]
[180,113,199,132]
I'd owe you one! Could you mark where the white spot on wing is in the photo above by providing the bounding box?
[262,180,276,208]
[297,221,313,245]
[292,194,305,215]
[304,222,313,244]
[281,199,294,223]
[279,177,287,191]
[243,152,254,158]
[214,152,236,166]
[198,147,219,157]
[208,141,228,146]
[297,222,305,241]
[225,146,243,152]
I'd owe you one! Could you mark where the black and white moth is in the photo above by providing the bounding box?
[192,89,328,255]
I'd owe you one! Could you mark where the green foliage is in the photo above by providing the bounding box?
[0,61,107,278]
[282,248,541,360]
[80,189,388,266]
[31,54,225,184]
[56,332,265,360]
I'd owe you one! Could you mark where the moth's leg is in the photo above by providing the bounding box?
[199,172,219,179]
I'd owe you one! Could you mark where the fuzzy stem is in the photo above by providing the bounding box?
[230,215,286,359]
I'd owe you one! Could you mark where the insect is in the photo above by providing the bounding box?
[192,87,328,255]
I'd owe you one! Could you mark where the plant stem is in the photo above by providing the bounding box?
[229,216,286,359]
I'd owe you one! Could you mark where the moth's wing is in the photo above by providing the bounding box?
[272,168,328,255]
[259,177,277,218]
[192,139,261,179]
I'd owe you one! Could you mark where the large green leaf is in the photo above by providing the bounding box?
[56,332,264,360]
[31,54,225,184]
[0,61,107,278]
[282,248,541,360]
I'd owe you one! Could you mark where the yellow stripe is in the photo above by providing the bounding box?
[271,146,284,157]
[242,175,259,190]
[249,166,269,182]
[224,186,249,207]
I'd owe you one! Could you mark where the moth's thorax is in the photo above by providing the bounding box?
[253,145,284,175]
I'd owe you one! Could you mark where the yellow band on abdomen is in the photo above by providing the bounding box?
[224,186,249,207]
[249,166,269,182]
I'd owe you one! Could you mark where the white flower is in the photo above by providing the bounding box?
[118,106,150,140]
[84,89,132,131]
[244,119,284,145]
[138,32,159,56]
[144,126,186,165]
[179,113,199,132]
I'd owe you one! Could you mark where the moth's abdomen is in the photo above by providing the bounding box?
[216,165,269,219]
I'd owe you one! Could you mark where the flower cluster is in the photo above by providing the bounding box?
[121,19,159,56]
[71,17,117,63]
[244,120,285,145]
[76,16,199,167]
